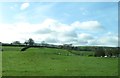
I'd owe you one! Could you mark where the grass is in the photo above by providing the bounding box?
[2,46,118,76]
[0,52,2,77]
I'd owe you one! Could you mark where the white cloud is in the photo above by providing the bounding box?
[78,33,94,40]
[14,3,56,23]
[76,33,94,45]
[0,18,118,47]
[44,36,59,43]
[98,34,118,46]
[0,24,24,43]
[87,33,118,47]
[20,3,29,10]
[71,21,104,31]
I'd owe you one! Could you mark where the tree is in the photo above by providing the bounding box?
[94,47,105,57]
[24,41,28,46]
[24,38,35,46]
[111,48,118,57]
[21,38,34,52]
[28,38,34,46]
[12,41,21,45]
[63,44,72,51]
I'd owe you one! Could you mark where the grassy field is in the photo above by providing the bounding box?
[2,46,118,76]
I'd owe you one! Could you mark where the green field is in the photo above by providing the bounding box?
[2,46,118,76]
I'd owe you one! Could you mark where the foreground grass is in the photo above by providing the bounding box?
[2,46,118,76]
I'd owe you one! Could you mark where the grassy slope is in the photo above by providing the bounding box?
[2,46,118,76]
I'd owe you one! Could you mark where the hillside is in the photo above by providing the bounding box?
[2,46,118,76]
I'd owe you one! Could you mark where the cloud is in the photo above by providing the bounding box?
[76,33,94,45]
[87,33,118,47]
[0,18,118,47]
[71,21,104,31]
[0,24,25,43]
[78,33,94,40]
[35,28,52,34]
[44,37,59,43]
[63,31,77,38]
[98,33,118,46]
[33,19,117,47]
[20,3,29,10]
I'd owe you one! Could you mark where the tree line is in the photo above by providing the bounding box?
[1,38,120,57]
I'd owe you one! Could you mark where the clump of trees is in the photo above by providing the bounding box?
[94,47,105,57]
[105,47,119,57]
[93,47,119,57]
[12,41,21,45]
[24,38,34,46]
[63,44,72,50]
[62,44,72,52]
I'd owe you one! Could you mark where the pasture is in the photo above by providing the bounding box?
[2,46,118,76]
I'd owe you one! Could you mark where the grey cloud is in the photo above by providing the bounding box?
[31,19,118,47]
[62,31,78,38]
[35,28,53,34]
[45,37,59,43]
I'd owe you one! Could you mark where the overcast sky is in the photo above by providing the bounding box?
[0,2,118,47]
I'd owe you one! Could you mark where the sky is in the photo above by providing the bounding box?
[0,2,119,47]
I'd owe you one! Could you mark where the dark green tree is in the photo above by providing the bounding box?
[94,47,105,57]
[28,38,34,46]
